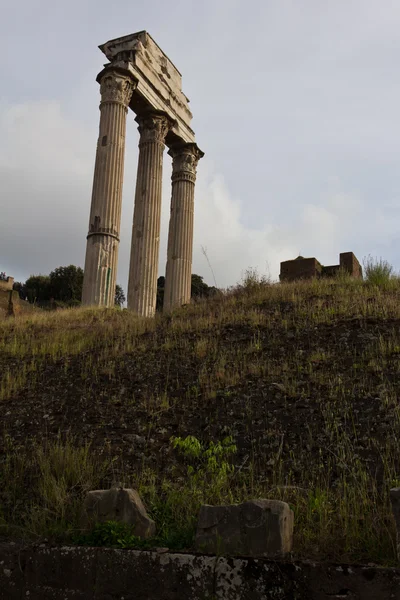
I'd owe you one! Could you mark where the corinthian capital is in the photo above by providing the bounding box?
[137,114,172,146]
[169,143,204,182]
[99,71,136,106]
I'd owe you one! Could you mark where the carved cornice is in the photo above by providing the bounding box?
[169,144,203,183]
[99,71,136,107]
[137,114,172,146]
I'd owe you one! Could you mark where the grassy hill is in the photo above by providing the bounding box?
[1,275,400,564]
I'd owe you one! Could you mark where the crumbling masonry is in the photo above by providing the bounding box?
[280,252,362,282]
[82,32,203,316]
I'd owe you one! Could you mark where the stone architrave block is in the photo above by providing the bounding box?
[390,488,400,560]
[195,499,293,558]
[82,487,156,539]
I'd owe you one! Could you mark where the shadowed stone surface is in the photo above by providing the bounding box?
[82,487,155,538]
[390,487,400,561]
[1,543,400,600]
[195,499,294,557]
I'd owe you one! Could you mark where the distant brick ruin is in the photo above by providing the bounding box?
[280,252,362,282]
[0,273,14,292]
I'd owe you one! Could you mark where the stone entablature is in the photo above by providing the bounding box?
[98,31,194,145]
[280,252,362,282]
[0,276,14,292]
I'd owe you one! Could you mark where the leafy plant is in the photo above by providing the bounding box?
[73,521,149,548]
[170,435,237,494]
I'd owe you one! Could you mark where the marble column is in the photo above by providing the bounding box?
[163,143,203,312]
[127,113,172,317]
[82,69,135,307]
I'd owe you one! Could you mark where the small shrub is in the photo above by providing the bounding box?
[363,255,394,285]
[241,267,271,290]
[170,434,237,495]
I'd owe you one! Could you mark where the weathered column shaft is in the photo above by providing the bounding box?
[127,114,171,317]
[82,70,135,307]
[163,144,203,312]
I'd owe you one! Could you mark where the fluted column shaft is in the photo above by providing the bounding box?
[163,144,203,312]
[127,114,171,317]
[82,69,135,307]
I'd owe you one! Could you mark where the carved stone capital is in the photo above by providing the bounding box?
[169,144,204,183]
[99,71,136,107]
[137,114,172,146]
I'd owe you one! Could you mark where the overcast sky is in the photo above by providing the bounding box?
[1,0,400,289]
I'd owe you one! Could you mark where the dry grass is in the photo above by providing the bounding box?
[1,276,400,563]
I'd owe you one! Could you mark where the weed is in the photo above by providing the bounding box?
[363,255,395,286]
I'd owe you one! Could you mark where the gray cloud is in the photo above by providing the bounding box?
[1,0,400,288]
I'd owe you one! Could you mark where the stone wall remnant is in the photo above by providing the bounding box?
[1,543,400,600]
[0,275,14,292]
[280,252,362,282]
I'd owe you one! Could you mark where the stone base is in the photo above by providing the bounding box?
[0,543,399,600]
[195,499,294,557]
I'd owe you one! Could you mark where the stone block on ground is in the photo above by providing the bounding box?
[82,487,155,538]
[195,499,293,557]
[390,488,400,560]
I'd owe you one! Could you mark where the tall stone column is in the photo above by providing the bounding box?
[82,69,135,307]
[127,113,172,317]
[163,143,203,312]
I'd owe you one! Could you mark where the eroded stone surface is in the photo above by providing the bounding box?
[0,276,14,292]
[82,487,155,538]
[127,114,173,317]
[163,143,204,313]
[280,251,362,282]
[99,31,195,144]
[195,499,294,558]
[1,544,400,600]
[81,69,135,308]
[82,32,203,314]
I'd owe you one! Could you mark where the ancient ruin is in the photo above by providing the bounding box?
[82,31,203,315]
[0,273,14,292]
[280,251,362,282]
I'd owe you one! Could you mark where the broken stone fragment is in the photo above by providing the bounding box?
[82,487,155,539]
[390,488,400,560]
[195,499,293,557]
